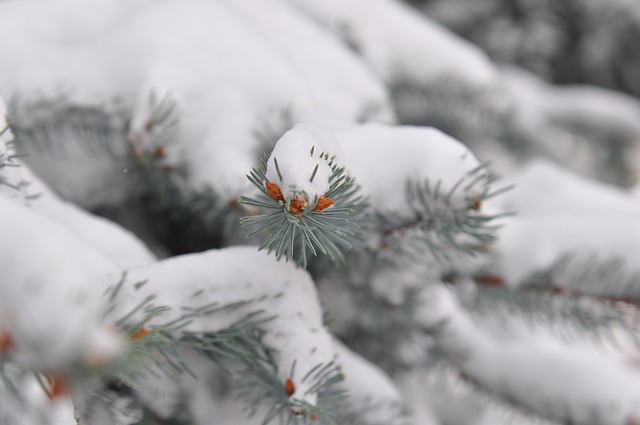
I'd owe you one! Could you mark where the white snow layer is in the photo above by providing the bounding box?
[500,65,640,134]
[498,160,640,217]
[122,247,336,406]
[333,339,407,424]
[333,123,485,217]
[0,0,394,207]
[0,162,156,269]
[284,0,498,85]
[0,197,123,371]
[499,65,640,149]
[416,287,640,424]
[496,160,640,285]
[261,122,489,220]
[265,124,334,200]
[0,366,76,425]
[0,97,156,268]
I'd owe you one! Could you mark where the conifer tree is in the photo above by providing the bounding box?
[1,1,640,425]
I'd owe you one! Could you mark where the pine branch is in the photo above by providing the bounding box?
[420,285,640,425]
[378,165,511,266]
[523,254,640,304]
[475,253,640,309]
[343,282,425,374]
[389,75,515,146]
[6,94,130,159]
[101,275,345,425]
[130,160,242,253]
[0,125,28,192]
[240,153,368,269]
[446,364,569,425]
[459,278,635,346]
[321,249,435,374]
[185,326,345,425]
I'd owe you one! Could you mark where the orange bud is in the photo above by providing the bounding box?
[153,146,166,159]
[265,182,285,203]
[131,327,149,340]
[0,329,12,353]
[50,377,68,399]
[288,197,308,216]
[284,378,295,397]
[469,198,482,211]
[44,375,69,400]
[312,196,334,212]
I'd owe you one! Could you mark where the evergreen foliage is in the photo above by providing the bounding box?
[240,153,368,268]
[2,1,640,425]
[409,0,640,97]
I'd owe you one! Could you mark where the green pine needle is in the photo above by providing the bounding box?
[379,164,511,265]
[240,154,368,268]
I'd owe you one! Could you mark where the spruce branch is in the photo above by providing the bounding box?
[185,322,345,425]
[126,92,180,163]
[7,95,130,159]
[130,160,242,253]
[101,275,345,425]
[0,124,28,192]
[475,253,640,309]
[460,277,635,346]
[240,154,368,268]
[121,93,243,253]
[379,164,511,264]
[389,76,515,146]
[233,357,345,425]
[427,364,567,425]
[522,254,640,305]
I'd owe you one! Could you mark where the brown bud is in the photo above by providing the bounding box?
[131,327,149,340]
[469,198,482,211]
[265,182,285,203]
[45,375,69,400]
[312,196,334,212]
[0,329,11,353]
[289,197,308,216]
[284,378,295,397]
[153,146,166,159]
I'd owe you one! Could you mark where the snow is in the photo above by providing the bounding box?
[500,65,640,135]
[416,287,640,424]
[2,1,640,423]
[0,365,76,425]
[495,160,640,285]
[333,339,407,424]
[265,124,334,201]
[498,160,640,217]
[1,97,156,268]
[0,196,123,371]
[261,122,493,221]
[1,163,156,268]
[497,215,640,286]
[333,123,485,217]
[121,247,336,407]
[500,64,640,140]
[0,0,393,207]
[284,0,498,86]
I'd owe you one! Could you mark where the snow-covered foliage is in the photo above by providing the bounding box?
[0,0,394,208]
[413,0,640,97]
[265,125,335,202]
[284,0,497,86]
[2,0,640,425]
